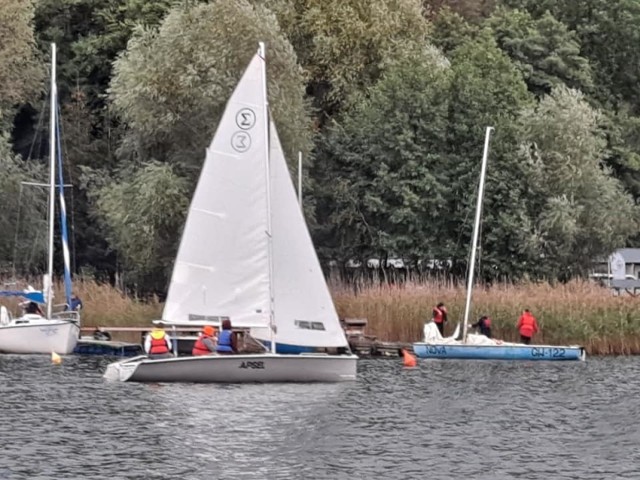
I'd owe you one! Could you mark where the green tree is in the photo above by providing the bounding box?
[501,0,640,112]
[603,111,640,204]
[110,0,312,173]
[519,86,639,276]
[102,0,312,291]
[263,0,430,118]
[498,0,640,234]
[60,90,117,276]
[34,0,173,107]
[0,134,47,275]
[315,33,542,280]
[487,8,592,97]
[424,0,497,20]
[0,0,43,129]
[314,46,452,265]
[26,0,174,280]
[430,7,478,55]
[93,162,188,291]
[445,33,535,279]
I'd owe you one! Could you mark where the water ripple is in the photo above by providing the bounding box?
[0,356,638,479]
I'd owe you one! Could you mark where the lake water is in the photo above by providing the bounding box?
[1,355,639,479]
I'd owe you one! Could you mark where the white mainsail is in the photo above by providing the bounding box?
[162,52,270,328]
[254,123,348,348]
[163,48,348,350]
[103,44,358,384]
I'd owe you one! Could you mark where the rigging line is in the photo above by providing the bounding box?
[11,184,25,280]
[477,212,483,281]
[26,97,48,162]
[456,163,482,282]
[454,171,479,254]
[27,228,42,274]
[56,99,77,274]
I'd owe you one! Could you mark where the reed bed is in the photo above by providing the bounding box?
[68,279,162,328]
[3,277,638,354]
[330,278,640,355]
[1,277,161,329]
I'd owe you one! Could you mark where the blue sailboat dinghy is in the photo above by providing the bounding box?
[0,44,80,354]
[413,127,585,362]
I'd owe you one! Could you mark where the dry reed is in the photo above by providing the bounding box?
[69,279,162,327]
[330,278,640,355]
[3,276,637,354]
[1,277,161,328]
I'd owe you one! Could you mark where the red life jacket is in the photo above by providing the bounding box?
[518,313,538,337]
[149,335,169,355]
[433,306,447,324]
[192,334,213,356]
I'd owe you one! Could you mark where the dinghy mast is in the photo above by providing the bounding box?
[462,126,493,343]
[46,43,57,319]
[259,42,276,354]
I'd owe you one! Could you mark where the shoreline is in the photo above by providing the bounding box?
[6,278,638,356]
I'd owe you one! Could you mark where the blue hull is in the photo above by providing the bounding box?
[74,340,144,357]
[413,343,585,361]
[260,341,317,354]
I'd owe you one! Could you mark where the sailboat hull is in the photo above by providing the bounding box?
[413,342,585,361]
[0,319,79,354]
[104,353,358,383]
[259,341,317,354]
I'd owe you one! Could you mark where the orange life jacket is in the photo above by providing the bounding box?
[192,334,214,356]
[149,334,169,355]
[433,306,447,324]
[518,313,538,337]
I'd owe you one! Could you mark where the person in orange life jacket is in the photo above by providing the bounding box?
[432,302,447,336]
[144,326,174,359]
[471,315,492,338]
[192,325,218,356]
[217,319,237,354]
[517,309,539,345]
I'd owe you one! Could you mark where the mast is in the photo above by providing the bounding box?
[56,101,73,309]
[259,42,276,354]
[462,126,493,343]
[46,43,57,319]
[298,151,302,209]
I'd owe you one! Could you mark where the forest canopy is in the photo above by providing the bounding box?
[2,0,639,292]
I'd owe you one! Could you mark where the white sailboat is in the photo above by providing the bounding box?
[104,43,357,382]
[0,43,80,354]
[413,127,585,361]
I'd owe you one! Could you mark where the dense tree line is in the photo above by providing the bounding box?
[1,0,639,292]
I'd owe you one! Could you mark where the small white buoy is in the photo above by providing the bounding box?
[51,351,62,365]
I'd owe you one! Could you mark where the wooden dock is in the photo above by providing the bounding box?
[340,318,412,357]
[79,326,266,356]
[79,320,408,357]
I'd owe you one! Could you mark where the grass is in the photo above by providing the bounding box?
[3,277,638,354]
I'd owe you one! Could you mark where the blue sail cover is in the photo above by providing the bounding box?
[55,102,73,308]
[0,290,46,304]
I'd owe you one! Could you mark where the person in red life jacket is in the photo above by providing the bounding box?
[471,315,492,338]
[144,326,174,359]
[192,325,218,356]
[517,309,539,345]
[216,319,237,354]
[432,302,447,336]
